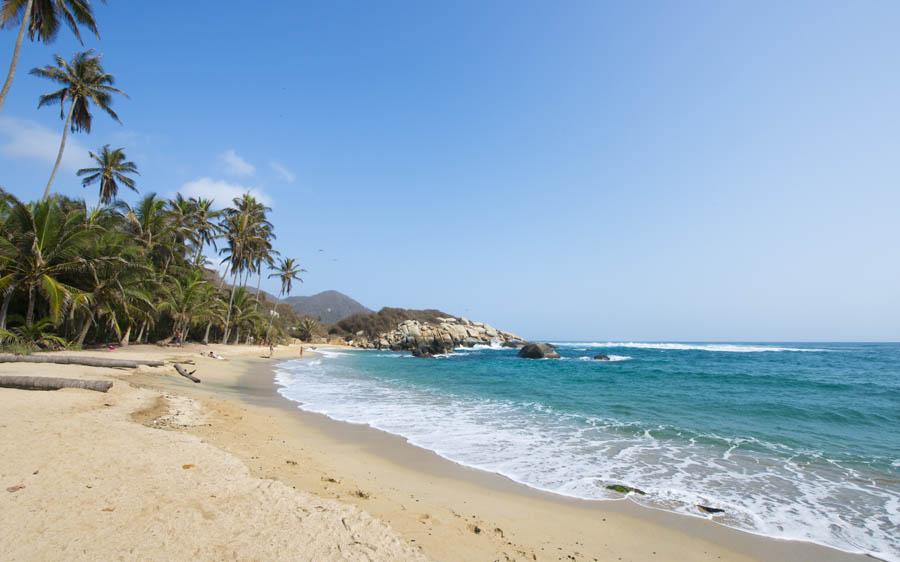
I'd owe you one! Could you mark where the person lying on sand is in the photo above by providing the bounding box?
[201,351,226,361]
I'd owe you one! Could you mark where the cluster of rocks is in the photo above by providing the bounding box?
[350,317,525,357]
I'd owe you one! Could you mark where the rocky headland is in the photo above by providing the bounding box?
[348,315,524,357]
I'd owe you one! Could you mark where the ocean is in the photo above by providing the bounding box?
[274,342,900,561]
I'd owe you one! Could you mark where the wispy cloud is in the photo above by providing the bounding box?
[219,149,255,176]
[180,176,271,207]
[0,116,92,171]
[270,161,296,183]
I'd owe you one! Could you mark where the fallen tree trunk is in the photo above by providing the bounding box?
[0,354,164,369]
[0,375,112,393]
[174,363,201,383]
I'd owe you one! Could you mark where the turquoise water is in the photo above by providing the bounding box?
[275,342,900,560]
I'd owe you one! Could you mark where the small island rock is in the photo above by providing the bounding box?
[593,354,611,361]
[518,343,561,359]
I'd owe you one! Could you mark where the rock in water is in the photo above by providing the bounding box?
[593,354,611,361]
[518,343,561,359]
[697,505,725,514]
[412,338,454,358]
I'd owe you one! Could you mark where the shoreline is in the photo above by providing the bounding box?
[254,352,874,562]
[0,344,878,561]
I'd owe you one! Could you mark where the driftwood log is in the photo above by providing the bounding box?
[0,354,164,369]
[174,363,201,383]
[0,375,113,393]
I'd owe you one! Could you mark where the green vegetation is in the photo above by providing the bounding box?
[334,307,453,339]
[0,189,303,351]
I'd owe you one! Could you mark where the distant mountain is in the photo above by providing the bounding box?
[282,290,372,324]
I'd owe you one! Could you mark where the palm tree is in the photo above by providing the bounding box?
[188,196,221,266]
[295,316,319,342]
[269,257,305,299]
[266,256,305,341]
[158,269,207,345]
[1,192,94,326]
[0,0,101,113]
[77,145,139,205]
[228,286,263,345]
[30,50,125,200]
[194,281,225,344]
[219,193,272,343]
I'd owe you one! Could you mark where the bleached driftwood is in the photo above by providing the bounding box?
[0,375,112,393]
[174,363,201,383]
[0,354,164,369]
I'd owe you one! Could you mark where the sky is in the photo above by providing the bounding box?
[1,1,898,341]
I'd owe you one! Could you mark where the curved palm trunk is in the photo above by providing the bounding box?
[43,101,76,200]
[203,321,212,344]
[0,284,17,330]
[136,320,146,343]
[120,325,131,347]
[0,0,33,113]
[254,271,262,311]
[76,316,92,346]
[221,270,239,344]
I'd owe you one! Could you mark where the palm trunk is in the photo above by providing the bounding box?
[0,0,33,113]
[76,316,92,346]
[120,325,131,347]
[25,285,35,327]
[43,101,76,200]
[136,320,146,343]
[203,321,212,344]
[254,271,262,311]
[221,269,239,343]
[233,326,240,345]
[0,284,17,330]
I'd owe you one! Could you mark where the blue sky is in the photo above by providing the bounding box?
[1,1,898,341]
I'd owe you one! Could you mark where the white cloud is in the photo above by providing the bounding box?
[219,149,255,176]
[0,116,92,171]
[270,161,296,183]
[180,177,271,207]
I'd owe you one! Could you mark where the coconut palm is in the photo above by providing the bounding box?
[265,256,305,341]
[30,49,125,199]
[194,281,225,344]
[1,193,94,326]
[268,257,305,299]
[0,0,101,113]
[77,144,139,205]
[228,286,263,345]
[188,196,221,266]
[219,193,272,343]
[158,269,207,345]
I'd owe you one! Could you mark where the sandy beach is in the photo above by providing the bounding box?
[0,344,871,561]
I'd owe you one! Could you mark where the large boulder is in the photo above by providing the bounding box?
[593,354,611,361]
[412,338,454,358]
[518,343,560,359]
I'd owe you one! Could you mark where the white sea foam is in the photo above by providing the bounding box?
[273,355,899,561]
[553,342,829,353]
[576,354,632,362]
[456,340,505,351]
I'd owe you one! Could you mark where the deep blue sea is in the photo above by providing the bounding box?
[274,342,900,560]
